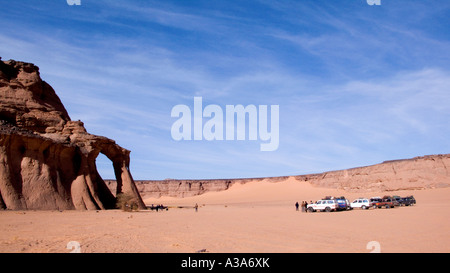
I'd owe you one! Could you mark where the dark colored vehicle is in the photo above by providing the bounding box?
[335,196,350,211]
[393,195,403,204]
[373,196,399,209]
[401,196,416,206]
[370,197,382,208]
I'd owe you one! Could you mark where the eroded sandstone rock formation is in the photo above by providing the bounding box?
[106,177,289,198]
[0,58,145,210]
[294,154,450,192]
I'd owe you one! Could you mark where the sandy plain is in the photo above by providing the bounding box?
[0,177,449,253]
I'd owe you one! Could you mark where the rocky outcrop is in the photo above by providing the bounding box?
[295,154,450,192]
[107,154,450,198]
[106,179,239,199]
[107,177,289,198]
[0,58,145,210]
[105,176,292,198]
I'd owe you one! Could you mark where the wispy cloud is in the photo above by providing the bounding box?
[1,0,449,179]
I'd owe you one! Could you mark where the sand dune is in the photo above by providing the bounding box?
[144,177,349,206]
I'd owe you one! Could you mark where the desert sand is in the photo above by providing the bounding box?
[0,177,449,253]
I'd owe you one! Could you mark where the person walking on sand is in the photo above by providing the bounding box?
[194,203,198,212]
[295,202,299,211]
[301,201,306,212]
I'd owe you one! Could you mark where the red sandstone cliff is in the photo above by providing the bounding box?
[295,154,450,192]
[0,59,145,210]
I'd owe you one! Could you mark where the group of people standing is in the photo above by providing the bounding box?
[295,201,311,212]
[150,204,167,211]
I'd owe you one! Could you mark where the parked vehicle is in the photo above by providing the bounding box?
[393,195,403,205]
[401,196,416,206]
[335,196,351,211]
[373,196,400,209]
[307,199,339,212]
[351,198,372,210]
[370,197,382,203]
[369,197,381,208]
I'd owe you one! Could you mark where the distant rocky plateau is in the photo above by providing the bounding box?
[0,58,145,210]
[107,154,450,198]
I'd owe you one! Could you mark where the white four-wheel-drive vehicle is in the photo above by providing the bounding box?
[350,198,372,210]
[307,199,338,212]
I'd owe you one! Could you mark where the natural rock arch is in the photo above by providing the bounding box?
[0,58,145,210]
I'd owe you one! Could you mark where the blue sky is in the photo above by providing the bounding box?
[1,0,449,180]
